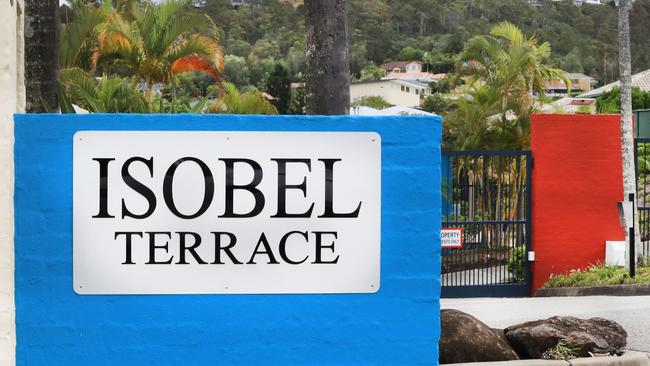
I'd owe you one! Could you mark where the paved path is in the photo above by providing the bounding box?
[441,296,650,352]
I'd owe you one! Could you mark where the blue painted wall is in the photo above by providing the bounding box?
[14,114,442,365]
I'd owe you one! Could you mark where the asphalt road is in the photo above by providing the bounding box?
[441,296,650,352]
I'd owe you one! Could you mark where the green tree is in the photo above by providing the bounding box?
[265,64,291,114]
[359,64,384,81]
[224,54,251,88]
[397,46,423,61]
[597,86,650,113]
[423,52,456,73]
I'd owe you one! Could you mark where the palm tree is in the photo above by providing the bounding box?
[60,1,109,71]
[95,0,224,107]
[304,0,350,115]
[617,0,641,265]
[207,82,277,115]
[59,67,148,113]
[459,22,569,120]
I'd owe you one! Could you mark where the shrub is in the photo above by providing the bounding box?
[422,93,449,113]
[543,262,650,288]
[352,95,391,109]
[506,246,526,282]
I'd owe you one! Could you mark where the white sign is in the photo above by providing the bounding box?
[73,131,381,294]
[441,228,463,249]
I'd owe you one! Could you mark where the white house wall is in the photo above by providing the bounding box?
[350,81,422,107]
[0,1,24,365]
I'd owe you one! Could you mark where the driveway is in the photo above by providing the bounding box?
[441,296,650,352]
[442,265,513,286]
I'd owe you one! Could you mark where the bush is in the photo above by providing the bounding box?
[506,246,526,282]
[422,93,449,113]
[352,95,391,109]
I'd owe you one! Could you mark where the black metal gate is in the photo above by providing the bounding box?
[635,139,650,259]
[441,151,532,298]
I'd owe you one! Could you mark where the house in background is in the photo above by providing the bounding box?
[579,68,650,98]
[379,61,424,74]
[350,79,432,107]
[379,60,446,85]
[539,97,596,114]
[545,73,596,97]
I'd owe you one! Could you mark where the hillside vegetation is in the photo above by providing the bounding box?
[196,0,650,89]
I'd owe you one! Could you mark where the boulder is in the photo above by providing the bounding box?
[440,309,519,364]
[504,316,627,359]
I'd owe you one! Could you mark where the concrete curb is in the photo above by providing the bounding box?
[536,284,650,297]
[443,351,650,366]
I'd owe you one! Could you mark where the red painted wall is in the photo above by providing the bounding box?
[530,114,626,291]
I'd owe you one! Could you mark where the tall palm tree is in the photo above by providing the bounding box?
[25,0,60,112]
[95,0,224,106]
[617,0,640,265]
[460,22,569,119]
[304,0,350,115]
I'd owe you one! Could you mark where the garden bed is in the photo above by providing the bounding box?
[539,263,650,296]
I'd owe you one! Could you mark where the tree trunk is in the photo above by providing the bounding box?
[618,0,642,265]
[24,0,59,112]
[304,0,350,115]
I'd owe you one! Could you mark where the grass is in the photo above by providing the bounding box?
[542,339,579,360]
[543,261,650,288]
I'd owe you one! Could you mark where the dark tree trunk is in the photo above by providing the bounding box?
[25,0,59,113]
[304,0,350,115]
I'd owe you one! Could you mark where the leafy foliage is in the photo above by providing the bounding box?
[288,85,306,115]
[207,82,277,114]
[543,262,650,288]
[444,22,566,150]
[93,0,224,105]
[422,93,448,113]
[542,340,579,361]
[196,0,650,89]
[351,96,391,109]
[265,64,291,114]
[59,68,148,113]
[596,86,650,113]
[358,64,384,81]
[506,246,526,282]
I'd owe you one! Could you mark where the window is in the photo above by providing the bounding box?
[401,85,405,92]
[415,89,419,95]
[406,87,410,93]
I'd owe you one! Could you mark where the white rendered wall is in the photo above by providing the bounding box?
[0,1,24,365]
[350,81,421,107]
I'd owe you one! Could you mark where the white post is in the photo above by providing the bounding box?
[0,1,25,365]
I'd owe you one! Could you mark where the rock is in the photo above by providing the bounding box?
[439,309,519,364]
[504,316,627,359]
